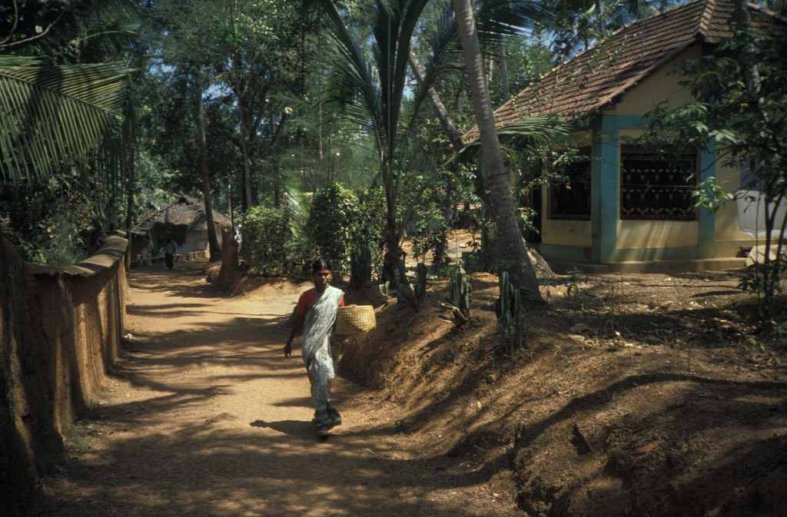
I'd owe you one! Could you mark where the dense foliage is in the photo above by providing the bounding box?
[306,183,359,275]
[241,205,305,276]
[5,0,783,299]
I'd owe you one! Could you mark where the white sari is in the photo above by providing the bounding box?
[301,285,343,423]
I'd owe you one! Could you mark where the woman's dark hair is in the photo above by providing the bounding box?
[311,258,332,273]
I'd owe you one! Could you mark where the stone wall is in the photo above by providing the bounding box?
[0,235,128,516]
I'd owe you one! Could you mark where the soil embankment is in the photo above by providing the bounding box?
[340,272,787,516]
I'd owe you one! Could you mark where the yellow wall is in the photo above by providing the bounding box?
[542,217,592,246]
[617,220,697,248]
[599,128,701,250]
[715,159,756,242]
[606,46,699,116]
[539,46,756,258]
[607,47,754,255]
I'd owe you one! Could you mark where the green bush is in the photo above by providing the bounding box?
[242,206,308,276]
[400,172,450,268]
[349,187,385,287]
[0,174,106,265]
[306,183,359,275]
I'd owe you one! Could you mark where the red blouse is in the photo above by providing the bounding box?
[294,288,345,318]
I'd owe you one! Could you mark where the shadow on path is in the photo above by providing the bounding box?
[35,267,499,517]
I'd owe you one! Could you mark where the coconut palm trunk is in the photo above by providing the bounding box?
[451,0,542,302]
[381,150,402,283]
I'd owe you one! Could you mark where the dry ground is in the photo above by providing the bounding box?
[35,263,517,516]
[340,269,787,516]
[34,259,787,516]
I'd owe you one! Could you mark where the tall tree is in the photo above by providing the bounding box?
[151,0,229,256]
[451,0,543,302]
[214,0,304,211]
[195,68,222,261]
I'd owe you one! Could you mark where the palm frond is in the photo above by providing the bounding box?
[324,33,382,140]
[409,0,549,132]
[383,0,431,152]
[0,56,130,182]
[476,0,547,40]
[457,116,572,159]
[496,115,571,144]
[408,2,463,134]
[67,0,141,60]
[319,0,384,146]
[283,184,309,235]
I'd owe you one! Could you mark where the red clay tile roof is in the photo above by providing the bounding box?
[462,0,786,145]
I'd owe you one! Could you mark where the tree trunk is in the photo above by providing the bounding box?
[272,158,282,208]
[318,101,324,161]
[381,154,402,284]
[228,176,235,228]
[123,104,136,271]
[408,51,464,153]
[238,96,254,211]
[217,226,239,291]
[452,0,543,303]
[196,68,222,262]
[123,103,136,233]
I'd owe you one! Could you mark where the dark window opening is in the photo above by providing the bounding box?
[549,147,591,220]
[620,146,697,221]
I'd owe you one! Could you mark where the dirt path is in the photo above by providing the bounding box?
[37,265,513,516]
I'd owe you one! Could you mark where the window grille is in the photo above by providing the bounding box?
[620,146,697,221]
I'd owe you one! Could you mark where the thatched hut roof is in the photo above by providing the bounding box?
[132,196,231,235]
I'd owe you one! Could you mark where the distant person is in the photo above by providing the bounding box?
[284,259,345,437]
[233,226,242,256]
[164,238,177,270]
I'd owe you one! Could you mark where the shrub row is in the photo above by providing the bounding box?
[241,184,384,280]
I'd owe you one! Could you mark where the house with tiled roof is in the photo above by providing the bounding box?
[464,0,786,271]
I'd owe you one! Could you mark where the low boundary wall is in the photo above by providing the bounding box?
[0,235,128,516]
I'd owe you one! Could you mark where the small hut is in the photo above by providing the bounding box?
[131,196,231,263]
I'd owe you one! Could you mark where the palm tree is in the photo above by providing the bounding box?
[1,0,140,228]
[319,0,561,293]
[318,0,430,283]
[451,0,543,302]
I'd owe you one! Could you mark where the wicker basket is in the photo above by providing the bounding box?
[335,305,376,335]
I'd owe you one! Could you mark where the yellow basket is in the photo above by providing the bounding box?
[335,305,376,335]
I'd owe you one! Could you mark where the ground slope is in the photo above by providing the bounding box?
[340,271,787,517]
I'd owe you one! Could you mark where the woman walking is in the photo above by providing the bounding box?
[284,259,345,437]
